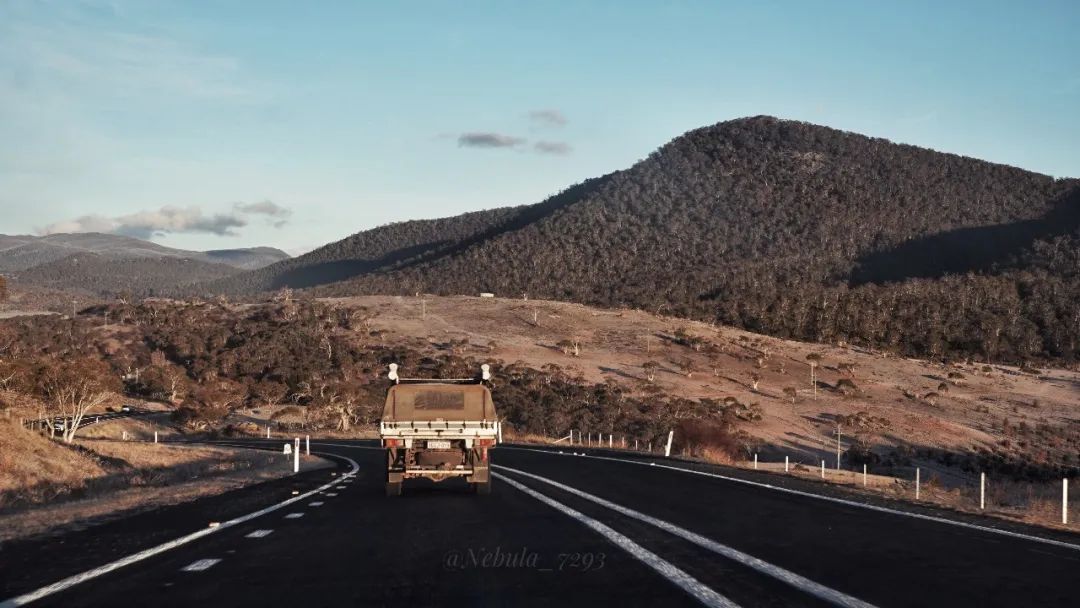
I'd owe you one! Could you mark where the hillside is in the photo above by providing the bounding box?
[0,233,289,272]
[201,117,1080,363]
[13,254,240,297]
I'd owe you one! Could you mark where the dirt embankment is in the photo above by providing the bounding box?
[0,414,329,543]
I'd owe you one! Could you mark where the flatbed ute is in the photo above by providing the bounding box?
[379,364,501,496]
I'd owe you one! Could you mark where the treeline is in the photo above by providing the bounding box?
[0,300,751,454]
[14,254,239,298]
[196,116,1080,364]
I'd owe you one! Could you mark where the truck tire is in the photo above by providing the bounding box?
[385,481,402,496]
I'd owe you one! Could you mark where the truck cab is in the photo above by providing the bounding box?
[379,364,500,496]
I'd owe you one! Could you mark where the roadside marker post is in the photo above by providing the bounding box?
[863,464,867,487]
[609,434,613,448]
[916,468,921,501]
[1064,478,1069,525]
[305,435,310,455]
[785,456,789,473]
[266,426,271,439]
[753,453,758,470]
[820,460,825,479]
[980,473,986,510]
[664,430,674,458]
[293,438,300,474]
[154,431,158,444]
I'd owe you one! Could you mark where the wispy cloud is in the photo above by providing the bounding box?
[528,109,567,127]
[457,132,526,149]
[534,141,572,155]
[38,202,293,239]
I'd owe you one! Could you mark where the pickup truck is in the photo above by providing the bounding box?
[379,364,500,496]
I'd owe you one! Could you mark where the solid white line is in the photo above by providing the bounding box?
[284,513,305,519]
[245,530,273,539]
[495,465,876,608]
[181,559,221,572]
[501,447,1080,553]
[0,452,359,608]
[492,472,738,608]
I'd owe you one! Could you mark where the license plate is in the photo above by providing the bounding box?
[427,440,452,449]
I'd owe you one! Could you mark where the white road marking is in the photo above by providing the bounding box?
[245,530,273,538]
[496,465,876,608]
[493,472,738,608]
[181,559,221,572]
[325,492,338,497]
[0,453,359,608]
[502,447,1080,553]
[309,501,324,507]
[335,485,346,489]
[284,512,305,519]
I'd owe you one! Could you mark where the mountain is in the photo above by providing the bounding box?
[207,116,1080,362]
[0,233,289,272]
[13,254,241,296]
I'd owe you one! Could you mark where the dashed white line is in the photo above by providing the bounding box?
[309,501,324,507]
[335,485,346,489]
[496,465,876,608]
[0,453,359,608]
[245,530,273,538]
[181,559,221,572]
[325,492,338,497]
[284,512,305,519]
[493,472,738,608]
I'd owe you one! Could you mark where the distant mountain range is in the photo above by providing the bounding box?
[198,116,1080,362]
[0,233,289,296]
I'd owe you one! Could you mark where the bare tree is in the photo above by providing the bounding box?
[37,358,118,443]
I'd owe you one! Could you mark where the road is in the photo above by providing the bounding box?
[1,439,1078,607]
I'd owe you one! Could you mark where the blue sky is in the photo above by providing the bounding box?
[2,0,1078,255]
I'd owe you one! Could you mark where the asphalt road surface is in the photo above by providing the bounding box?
[2,439,1078,607]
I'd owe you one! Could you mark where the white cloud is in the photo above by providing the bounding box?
[38,202,293,239]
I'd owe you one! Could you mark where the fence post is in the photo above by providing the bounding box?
[785,456,789,473]
[863,463,867,487]
[664,430,674,458]
[1064,478,1069,525]
[916,468,921,500]
[980,472,986,510]
[293,438,300,473]
[753,453,758,470]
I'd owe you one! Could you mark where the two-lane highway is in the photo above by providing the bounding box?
[2,440,1077,607]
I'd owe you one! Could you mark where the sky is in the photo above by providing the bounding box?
[1,1,1078,255]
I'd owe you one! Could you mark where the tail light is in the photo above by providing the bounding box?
[476,438,496,447]
[383,439,402,447]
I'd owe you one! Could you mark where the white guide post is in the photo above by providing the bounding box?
[980,472,986,510]
[1064,478,1069,525]
[293,437,300,473]
[753,453,758,470]
[154,431,158,444]
[916,468,921,500]
[820,460,825,479]
[266,426,271,439]
[664,430,674,458]
[785,456,789,473]
[305,435,310,455]
[863,464,867,487]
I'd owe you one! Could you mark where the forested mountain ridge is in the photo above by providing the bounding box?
[200,116,1080,363]
[0,233,289,272]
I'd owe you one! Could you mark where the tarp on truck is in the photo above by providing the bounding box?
[382,383,495,421]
